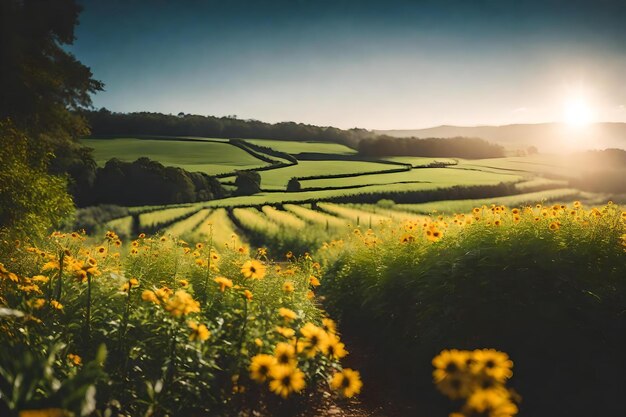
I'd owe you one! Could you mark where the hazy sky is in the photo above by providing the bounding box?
[70,0,626,129]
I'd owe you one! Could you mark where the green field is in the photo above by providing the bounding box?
[244,138,357,155]
[258,160,403,189]
[299,167,522,189]
[83,137,269,175]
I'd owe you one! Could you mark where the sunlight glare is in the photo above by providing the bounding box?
[563,98,593,127]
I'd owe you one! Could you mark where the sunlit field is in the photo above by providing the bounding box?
[4,1,626,416]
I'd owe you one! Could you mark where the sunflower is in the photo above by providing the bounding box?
[275,326,296,338]
[50,300,63,310]
[282,281,295,293]
[164,290,200,317]
[435,371,473,400]
[249,354,276,383]
[462,388,518,417]
[471,349,513,382]
[326,333,348,360]
[322,317,337,334]
[188,320,211,342]
[141,290,159,304]
[278,307,297,322]
[243,289,253,301]
[274,342,297,366]
[309,276,321,287]
[549,222,560,231]
[269,365,306,398]
[330,368,362,398]
[241,260,266,279]
[300,322,329,357]
[432,349,470,383]
[214,276,233,292]
[67,353,82,366]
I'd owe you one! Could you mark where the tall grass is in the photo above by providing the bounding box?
[319,202,626,417]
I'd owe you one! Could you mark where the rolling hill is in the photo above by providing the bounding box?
[374,122,626,153]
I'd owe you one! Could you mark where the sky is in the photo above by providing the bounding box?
[69,0,626,130]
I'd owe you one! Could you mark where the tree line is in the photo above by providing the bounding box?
[82,109,374,149]
[357,136,506,159]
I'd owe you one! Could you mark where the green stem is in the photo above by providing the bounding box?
[53,251,65,302]
[237,298,249,354]
[85,273,92,345]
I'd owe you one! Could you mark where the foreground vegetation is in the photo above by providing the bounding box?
[0,232,360,416]
[318,202,626,416]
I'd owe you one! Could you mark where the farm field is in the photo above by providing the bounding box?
[244,138,357,155]
[258,160,405,189]
[83,137,270,175]
[298,166,523,189]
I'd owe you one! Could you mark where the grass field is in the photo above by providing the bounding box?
[83,137,270,175]
[244,138,357,155]
[394,188,582,214]
[259,160,403,189]
[298,167,523,189]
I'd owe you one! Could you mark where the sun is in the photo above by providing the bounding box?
[562,98,594,127]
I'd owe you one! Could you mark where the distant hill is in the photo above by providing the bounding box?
[374,123,626,153]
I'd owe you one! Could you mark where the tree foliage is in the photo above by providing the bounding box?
[88,158,226,206]
[83,109,372,148]
[0,121,74,237]
[0,0,103,234]
[358,136,505,159]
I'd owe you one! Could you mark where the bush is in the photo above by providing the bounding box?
[235,171,262,196]
[319,202,626,417]
[0,121,74,238]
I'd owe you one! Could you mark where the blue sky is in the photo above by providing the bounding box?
[70,0,626,129]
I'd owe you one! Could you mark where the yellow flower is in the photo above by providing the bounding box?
[164,290,200,317]
[120,278,139,293]
[275,326,296,338]
[31,275,49,284]
[254,338,264,347]
[67,353,82,366]
[141,290,158,304]
[274,342,297,366]
[188,320,211,342]
[300,322,329,357]
[326,333,348,360]
[471,349,514,383]
[285,251,293,259]
[282,281,295,293]
[243,289,253,301]
[322,317,337,334]
[269,365,306,398]
[278,307,297,322]
[196,242,204,249]
[549,221,560,231]
[432,349,473,399]
[257,247,267,256]
[214,276,233,292]
[463,388,518,417]
[330,368,362,398]
[241,260,266,279]
[50,300,63,310]
[179,279,189,288]
[249,354,277,383]
[309,276,321,287]
[432,349,469,382]
[31,298,46,309]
